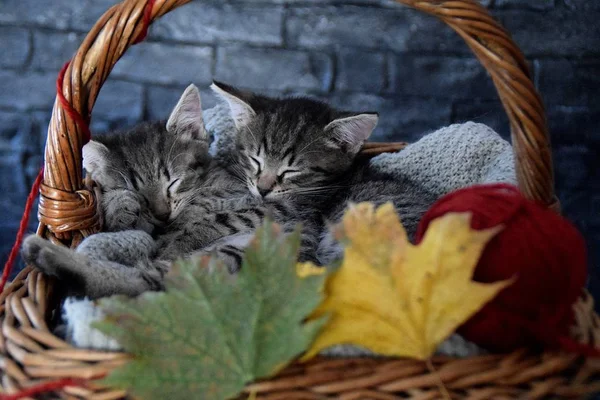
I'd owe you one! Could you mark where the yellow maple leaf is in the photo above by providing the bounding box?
[304,202,514,361]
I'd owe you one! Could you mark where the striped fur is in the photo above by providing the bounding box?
[23,84,378,298]
[317,171,440,266]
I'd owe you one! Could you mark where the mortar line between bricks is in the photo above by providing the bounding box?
[285,1,400,8]
[280,3,289,48]
[21,27,600,59]
[140,85,150,122]
[382,52,390,93]
[328,50,337,93]
[0,22,77,33]
[18,26,600,60]
[127,80,504,102]
[210,44,218,78]
[449,101,459,125]
[8,25,504,57]
[20,29,35,70]
[127,81,190,90]
[532,59,541,90]
[0,105,53,113]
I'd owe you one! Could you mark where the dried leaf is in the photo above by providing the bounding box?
[95,221,327,400]
[305,203,513,360]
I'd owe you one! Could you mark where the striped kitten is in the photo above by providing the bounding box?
[209,81,376,203]
[83,84,214,235]
[22,84,215,298]
[206,84,438,266]
[22,83,379,299]
[160,81,379,264]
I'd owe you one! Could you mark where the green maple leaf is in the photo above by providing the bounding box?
[94,221,327,400]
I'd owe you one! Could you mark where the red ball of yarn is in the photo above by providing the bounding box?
[415,183,588,353]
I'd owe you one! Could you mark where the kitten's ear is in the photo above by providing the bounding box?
[82,140,109,173]
[324,113,379,155]
[210,81,256,129]
[166,84,208,141]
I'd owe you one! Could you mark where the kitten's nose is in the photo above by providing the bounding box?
[258,187,272,197]
[257,173,276,197]
[149,199,171,222]
[154,210,170,222]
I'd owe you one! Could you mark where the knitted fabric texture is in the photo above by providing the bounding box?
[65,102,516,356]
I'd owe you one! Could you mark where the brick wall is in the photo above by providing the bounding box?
[1,0,599,300]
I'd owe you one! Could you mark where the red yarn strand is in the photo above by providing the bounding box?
[133,0,156,44]
[0,169,43,294]
[56,61,92,143]
[0,378,85,400]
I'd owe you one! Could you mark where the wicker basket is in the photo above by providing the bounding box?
[1,0,599,398]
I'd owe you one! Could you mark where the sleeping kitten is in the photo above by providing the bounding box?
[23,84,215,298]
[22,82,379,298]
[205,84,438,266]
[208,82,439,262]
[209,81,375,203]
[159,81,380,263]
[85,84,213,234]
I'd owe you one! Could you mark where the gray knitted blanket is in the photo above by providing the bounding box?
[64,103,517,356]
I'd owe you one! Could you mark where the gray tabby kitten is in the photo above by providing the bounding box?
[23,84,214,298]
[22,82,379,299]
[206,83,439,260]
[85,85,214,234]
[159,81,380,264]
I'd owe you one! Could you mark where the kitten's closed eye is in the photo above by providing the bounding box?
[248,155,263,175]
[167,179,180,195]
[277,169,300,181]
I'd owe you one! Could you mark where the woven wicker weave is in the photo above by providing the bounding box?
[1,0,599,398]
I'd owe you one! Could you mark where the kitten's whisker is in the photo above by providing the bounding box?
[292,185,347,191]
[286,187,341,195]
[294,150,328,159]
[169,151,191,165]
[230,160,248,174]
[246,125,258,143]
[228,167,247,181]
[296,135,325,155]
[166,132,184,166]
[227,164,251,186]
[104,167,134,189]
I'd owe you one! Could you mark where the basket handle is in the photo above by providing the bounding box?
[396,0,555,210]
[38,0,556,246]
[39,0,192,245]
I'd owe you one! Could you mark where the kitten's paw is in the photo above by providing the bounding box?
[104,193,141,231]
[22,235,48,267]
[22,236,85,286]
